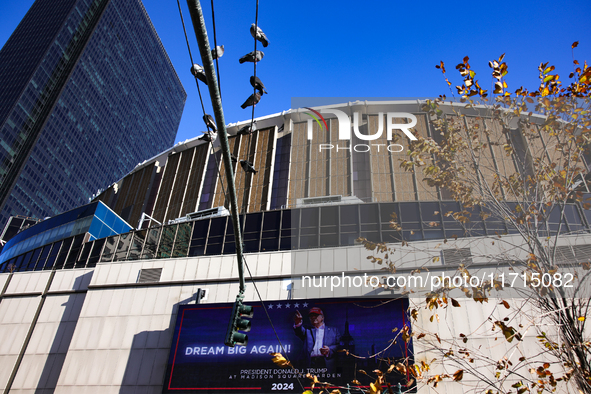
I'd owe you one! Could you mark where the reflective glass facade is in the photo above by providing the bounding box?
[2,200,590,274]
[0,200,131,265]
[0,215,39,254]
[0,0,186,229]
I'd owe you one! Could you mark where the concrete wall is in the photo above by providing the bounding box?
[0,234,587,393]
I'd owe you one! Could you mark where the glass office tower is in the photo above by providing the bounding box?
[0,0,186,229]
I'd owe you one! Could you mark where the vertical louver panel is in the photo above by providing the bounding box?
[441,248,472,265]
[137,268,162,283]
[166,149,195,222]
[289,122,309,205]
[247,127,276,213]
[152,153,180,222]
[181,144,209,217]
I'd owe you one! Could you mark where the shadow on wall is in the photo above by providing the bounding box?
[118,292,199,394]
[34,271,92,393]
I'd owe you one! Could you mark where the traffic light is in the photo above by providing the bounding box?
[225,294,254,347]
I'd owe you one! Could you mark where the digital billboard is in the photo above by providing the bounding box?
[163,297,412,393]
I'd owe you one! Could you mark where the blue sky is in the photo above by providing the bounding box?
[1,1,590,145]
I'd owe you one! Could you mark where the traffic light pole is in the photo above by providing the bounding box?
[186,0,246,294]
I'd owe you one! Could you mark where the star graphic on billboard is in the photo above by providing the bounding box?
[276,303,282,309]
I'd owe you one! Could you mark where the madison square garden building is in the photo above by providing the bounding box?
[0,101,590,393]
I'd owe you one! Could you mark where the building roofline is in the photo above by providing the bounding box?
[119,99,551,182]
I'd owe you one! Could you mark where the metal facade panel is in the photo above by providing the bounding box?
[484,117,519,198]
[11,293,85,392]
[308,120,329,198]
[212,136,240,209]
[289,122,309,204]
[95,186,115,209]
[0,355,18,390]
[368,114,395,202]
[234,133,256,212]
[247,127,276,212]
[114,172,137,215]
[6,271,51,294]
[128,164,157,228]
[49,269,92,292]
[330,118,351,197]
[166,150,195,222]
[151,154,180,223]
[413,114,438,201]
[180,144,209,217]
[392,115,417,201]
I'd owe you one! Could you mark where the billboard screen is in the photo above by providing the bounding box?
[163,297,412,393]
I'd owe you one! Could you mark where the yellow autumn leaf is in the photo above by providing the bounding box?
[369,381,382,394]
[270,353,292,368]
[305,374,320,384]
[396,362,407,374]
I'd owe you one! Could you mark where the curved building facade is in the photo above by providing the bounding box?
[92,100,591,224]
[0,101,588,393]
